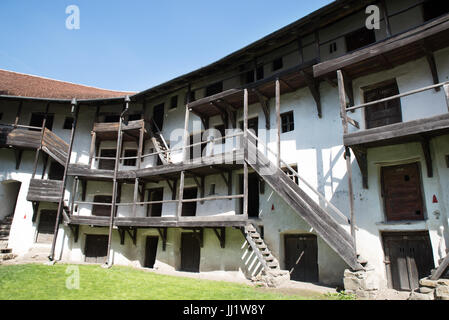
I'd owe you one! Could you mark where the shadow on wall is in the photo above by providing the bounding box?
[0,180,22,221]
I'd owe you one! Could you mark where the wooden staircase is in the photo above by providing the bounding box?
[41,128,69,165]
[149,119,171,165]
[244,135,362,271]
[243,223,289,286]
[0,215,16,261]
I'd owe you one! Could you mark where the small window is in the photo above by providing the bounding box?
[209,183,216,195]
[422,0,449,22]
[329,42,337,53]
[123,149,137,166]
[345,27,376,52]
[256,66,264,80]
[187,90,196,103]
[282,164,299,184]
[272,58,283,71]
[205,82,223,97]
[103,115,120,123]
[170,95,178,109]
[245,70,255,84]
[213,124,225,144]
[128,114,142,121]
[281,111,294,133]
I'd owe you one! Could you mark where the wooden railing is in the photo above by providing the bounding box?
[338,69,449,132]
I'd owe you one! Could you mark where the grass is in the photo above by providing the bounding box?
[0,263,336,300]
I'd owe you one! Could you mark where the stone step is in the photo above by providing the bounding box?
[0,253,16,261]
[267,261,279,269]
[0,248,12,254]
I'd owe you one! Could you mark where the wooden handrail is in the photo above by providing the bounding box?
[346,81,449,112]
[246,129,351,225]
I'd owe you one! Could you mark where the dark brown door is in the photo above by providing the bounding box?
[99,149,116,170]
[92,195,112,217]
[144,236,159,268]
[383,232,435,291]
[364,80,402,129]
[181,187,197,217]
[147,188,164,217]
[181,233,200,272]
[284,234,318,282]
[153,103,165,131]
[84,234,108,263]
[381,163,424,221]
[48,161,64,180]
[36,210,57,243]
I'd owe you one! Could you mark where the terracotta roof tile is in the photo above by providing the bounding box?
[0,69,134,100]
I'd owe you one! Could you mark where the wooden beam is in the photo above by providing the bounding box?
[275,79,281,168]
[300,70,322,118]
[177,171,185,219]
[445,84,449,111]
[182,106,190,162]
[419,135,433,178]
[88,131,96,167]
[352,147,368,189]
[14,149,23,170]
[31,201,39,222]
[125,227,137,245]
[157,227,167,251]
[69,225,79,243]
[424,49,440,92]
[213,227,226,248]
[430,253,449,280]
[252,89,270,130]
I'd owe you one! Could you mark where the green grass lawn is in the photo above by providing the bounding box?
[0,263,339,300]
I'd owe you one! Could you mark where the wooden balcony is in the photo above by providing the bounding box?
[313,14,449,80]
[26,179,63,203]
[92,119,150,141]
[0,125,41,150]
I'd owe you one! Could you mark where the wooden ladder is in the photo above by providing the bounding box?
[149,119,171,165]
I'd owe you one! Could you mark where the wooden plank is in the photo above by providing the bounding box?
[430,253,449,280]
[444,84,449,111]
[275,79,281,168]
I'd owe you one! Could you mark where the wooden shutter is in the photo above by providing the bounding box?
[364,80,402,129]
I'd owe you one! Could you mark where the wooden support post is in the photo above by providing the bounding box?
[49,99,79,261]
[70,176,79,216]
[14,149,23,170]
[105,96,130,266]
[424,50,440,91]
[301,71,322,118]
[253,89,270,130]
[177,171,185,219]
[14,101,22,127]
[381,0,391,37]
[243,161,248,218]
[81,179,87,201]
[243,88,248,149]
[41,153,49,179]
[419,135,433,178]
[88,131,96,167]
[157,227,167,251]
[32,201,39,222]
[444,84,449,111]
[353,147,368,189]
[182,106,190,162]
[275,79,281,168]
[171,178,178,200]
[213,227,226,248]
[132,178,140,216]
[337,70,356,246]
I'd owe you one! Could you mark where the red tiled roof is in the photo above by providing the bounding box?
[0,69,134,100]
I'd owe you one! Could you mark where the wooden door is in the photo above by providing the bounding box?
[383,232,435,291]
[248,173,259,218]
[381,163,424,221]
[48,161,64,180]
[181,187,197,217]
[147,188,163,217]
[153,103,165,131]
[144,236,159,268]
[92,195,112,217]
[84,235,108,264]
[99,149,116,170]
[29,113,54,131]
[36,210,57,243]
[284,234,318,282]
[181,233,200,272]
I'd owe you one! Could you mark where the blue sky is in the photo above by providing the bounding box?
[0,0,333,92]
